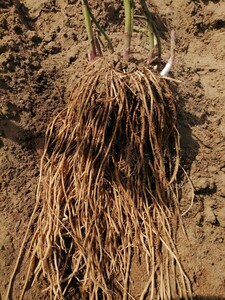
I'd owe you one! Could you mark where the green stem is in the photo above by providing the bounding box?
[123,0,132,60]
[82,0,96,61]
[139,0,161,64]
[131,0,134,33]
[85,0,114,52]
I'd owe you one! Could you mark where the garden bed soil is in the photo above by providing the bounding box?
[0,0,225,299]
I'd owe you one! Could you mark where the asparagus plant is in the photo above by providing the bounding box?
[7,2,192,300]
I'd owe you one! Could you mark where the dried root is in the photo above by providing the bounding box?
[16,61,192,299]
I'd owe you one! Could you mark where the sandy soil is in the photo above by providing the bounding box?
[0,0,225,299]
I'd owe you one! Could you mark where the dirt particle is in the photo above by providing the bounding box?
[6,61,16,72]
[26,30,42,45]
[204,206,217,225]
[194,177,216,194]
[217,172,225,197]
[29,60,41,71]
[69,55,77,64]
[0,245,5,251]
[214,237,224,243]
[44,41,61,54]
[71,32,78,41]
[207,165,218,174]
[0,43,8,54]
[35,136,45,156]
[216,207,225,227]
[0,0,12,8]
[13,25,23,35]
[43,31,57,43]
[0,17,8,29]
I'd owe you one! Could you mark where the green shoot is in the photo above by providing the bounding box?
[123,0,133,60]
[131,0,134,33]
[85,1,114,52]
[82,0,96,61]
[139,0,161,64]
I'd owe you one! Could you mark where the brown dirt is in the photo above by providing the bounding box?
[0,0,225,299]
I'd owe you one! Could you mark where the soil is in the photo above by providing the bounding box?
[0,0,225,299]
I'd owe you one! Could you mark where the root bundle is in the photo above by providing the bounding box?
[17,61,191,299]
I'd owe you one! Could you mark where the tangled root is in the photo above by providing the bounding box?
[20,61,191,299]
